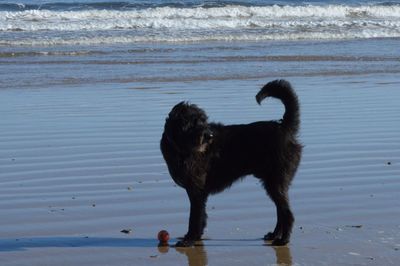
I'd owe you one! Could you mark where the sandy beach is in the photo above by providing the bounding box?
[1,64,400,265]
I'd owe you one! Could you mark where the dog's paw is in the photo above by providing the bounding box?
[175,239,195,247]
[271,238,289,246]
[263,232,276,241]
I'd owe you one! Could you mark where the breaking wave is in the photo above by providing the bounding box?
[1,3,400,45]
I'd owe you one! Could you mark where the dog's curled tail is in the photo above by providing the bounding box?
[256,79,300,135]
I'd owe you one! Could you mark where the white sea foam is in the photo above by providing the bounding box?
[3,29,399,47]
[1,4,400,45]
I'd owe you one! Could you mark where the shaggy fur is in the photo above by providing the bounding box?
[160,79,302,247]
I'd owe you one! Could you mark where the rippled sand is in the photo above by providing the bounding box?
[0,73,399,265]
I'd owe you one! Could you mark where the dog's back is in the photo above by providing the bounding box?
[208,79,301,184]
[206,119,301,194]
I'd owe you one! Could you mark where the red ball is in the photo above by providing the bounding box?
[157,230,170,243]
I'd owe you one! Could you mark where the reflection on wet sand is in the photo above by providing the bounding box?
[272,245,293,266]
[175,242,208,266]
[159,241,292,266]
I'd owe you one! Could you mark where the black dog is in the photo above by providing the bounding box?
[160,80,302,247]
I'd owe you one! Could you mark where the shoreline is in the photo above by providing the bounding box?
[2,38,400,91]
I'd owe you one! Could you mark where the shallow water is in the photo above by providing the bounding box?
[1,38,400,90]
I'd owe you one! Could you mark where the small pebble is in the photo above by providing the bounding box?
[346,225,362,228]
[121,229,132,234]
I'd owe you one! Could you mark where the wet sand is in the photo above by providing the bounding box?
[0,74,399,265]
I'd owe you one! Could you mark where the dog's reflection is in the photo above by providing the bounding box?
[272,245,293,266]
[158,241,292,266]
[175,242,208,266]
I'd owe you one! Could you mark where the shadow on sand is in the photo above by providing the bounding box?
[1,237,292,265]
[0,237,157,252]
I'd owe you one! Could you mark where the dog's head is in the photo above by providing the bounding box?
[163,102,213,154]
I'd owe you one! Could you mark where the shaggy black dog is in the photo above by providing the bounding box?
[160,79,302,247]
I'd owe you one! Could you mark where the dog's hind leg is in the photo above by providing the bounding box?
[262,178,294,246]
[176,187,208,247]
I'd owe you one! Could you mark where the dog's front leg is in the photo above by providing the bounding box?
[176,187,208,247]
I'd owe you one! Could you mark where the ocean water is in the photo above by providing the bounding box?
[1,0,400,90]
